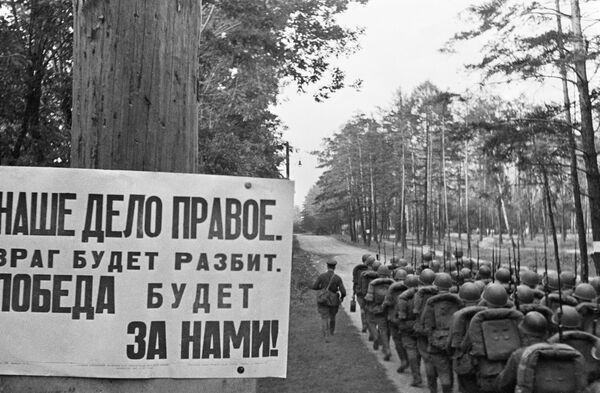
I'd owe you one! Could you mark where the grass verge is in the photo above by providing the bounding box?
[257,237,396,393]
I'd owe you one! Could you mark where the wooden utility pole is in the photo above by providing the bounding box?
[0,1,255,392]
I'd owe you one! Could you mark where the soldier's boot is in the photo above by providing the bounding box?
[378,324,391,360]
[424,361,438,393]
[367,315,378,342]
[360,309,367,332]
[329,319,336,335]
[407,350,422,386]
[394,336,409,372]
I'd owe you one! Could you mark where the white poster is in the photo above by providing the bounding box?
[0,166,293,379]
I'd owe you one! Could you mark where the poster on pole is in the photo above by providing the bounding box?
[0,166,294,379]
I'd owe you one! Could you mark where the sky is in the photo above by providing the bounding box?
[273,0,561,208]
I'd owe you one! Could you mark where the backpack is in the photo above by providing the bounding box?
[548,330,600,384]
[385,282,408,325]
[365,278,394,314]
[352,264,369,292]
[420,293,463,351]
[397,287,419,333]
[412,286,439,335]
[466,308,524,392]
[515,343,587,393]
[541,293,578,312]
[448,306,486,375]
[357,271,378,297]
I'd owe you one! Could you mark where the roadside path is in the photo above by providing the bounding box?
[297,234,427,393]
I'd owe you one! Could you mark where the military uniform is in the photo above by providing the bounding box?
[397,286,423,387]
[312,262,346,342]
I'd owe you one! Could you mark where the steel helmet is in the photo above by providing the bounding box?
[590,277,600,295]
[419,268,436,285]
[521,270,540,288]
[519,311,548,336]
[495,268,511,284]
[473,280,486,293]
[478,265,491,279]
[389,256,400,267]
[377,265,391,277]
[404,265,415,274]
[547,271,559,291]
[434,272,453,290]
[464,258,475,269]
[560,270,576,289]
[483,283,509,308]
[366,255,376,266]
[551,305,582,329]
[398,258,408,267]
[394,269,408,281]
[460,267,472,280]
[362,254,371,263]
[515,285,535,305]
[372,260,382,271]
[459,282,481,304]
[405,274,419,288]
[574,283,597,302]
[431,260,441,272]
[422,252,433,262]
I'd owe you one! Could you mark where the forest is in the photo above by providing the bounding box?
[302,0,600,280]
[0,0,365,174]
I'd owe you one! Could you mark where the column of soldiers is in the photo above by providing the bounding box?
[352,251,600,393]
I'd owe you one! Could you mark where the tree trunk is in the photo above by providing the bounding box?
[465,143,471,255]
[556,0,588,280]
[571,0,600,276]
[423,117,429,245]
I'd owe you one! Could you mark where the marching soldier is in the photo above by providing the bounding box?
[420,273,462,393]
[396,274,423,387]
[312,260,346,343]
[495,311,549,393]
[365,265,395,360]
[357,256,378,339]
[352,254,372,332]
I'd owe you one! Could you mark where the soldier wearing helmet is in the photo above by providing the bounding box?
[551,305,582,330]
[365,265,395,360]
[459,282,481,306]
[573,283,597,304]
[495,311,548,393]
[385,280,409,374]
[357,256,379,340]
[352,254,372,333]
[412,269,440,392]
[460,267,473,283]
[394,268,408,283]
[420,273,461,393]
[396,275,423,387]
[480,283,511,308]
[560,270,577,296]
[419,251,433,273]
[513,285,535,306]
[398,258,408,268]
[495,267,513,295]
[475,265,492,286]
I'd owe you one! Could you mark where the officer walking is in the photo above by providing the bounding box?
[312,260,346,342]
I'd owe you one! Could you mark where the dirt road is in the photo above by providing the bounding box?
[297,234,427,393]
